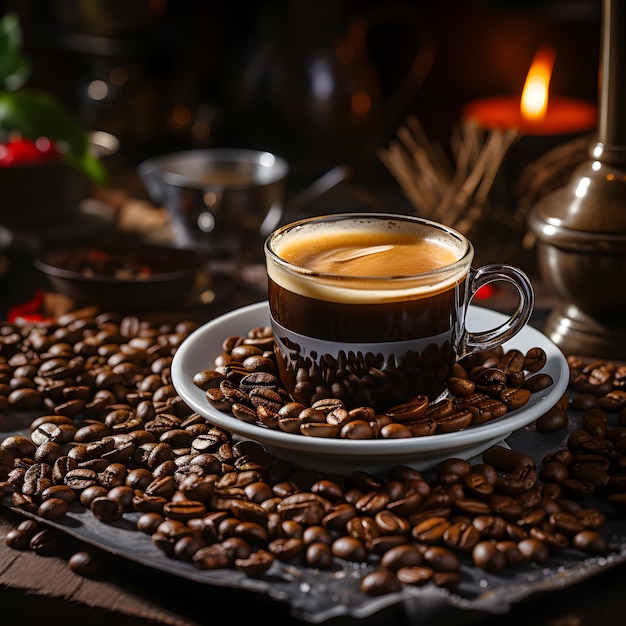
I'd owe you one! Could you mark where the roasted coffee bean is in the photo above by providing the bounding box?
[248,387,283,412]
[22,462,52,497]
[193,543,234,569]
[136,512,165,535]
[367,535,406,557]
[331,535,367,562]
[268,537,304,561]
[599,390,626,412]
[447,377,475,397]
[243,355,276,374]
[506,369,526,387]
[487,494,523,520]
[570,393,599,411]
[454,497,492,516]
[5,527,32,550]
[536,407,569,433]
[523,373,554,393]
[472,540,506,572]
[107,485,135,511]
[424,398,454,420]
[164,499,207,522]
[31,422,66,446]
[205,387,231,411]
[583,412,609,437]
[1,435,36,458]
[239,372,279,393]
[469,398,508,424]
[68,551,101,577]
[501,349,525,372]
[406,418,437,437]
[524,347,547,372]
[381,544,422,572]
[8,387,43,409]
[375,509,410,535]
[436,408,473,433]
[74,422,112,443]
[517,537,550,563]
[230,344,263,362]
[278,493,329,526]
[386,396,429,422]
[315,500,352,530]
[234,549,274,575]
[90,496,124,523]
[496,540,526,566]
[474,368,508,395]
[305,541,333,569]
[437,458,471,480]
[79,485,108,508]
[323,407,351,428]
[300,525,331,546]
[173,535,206,563]
[345,515,380,543]
[540,461,569,484]
[34,440,64,465]
[37,497,69,520]
[500,387,531,411]
[5,519,39,549]
[472,514,507,539]
[443,521,481,552]
[341,420,375,439]
[361,568,402,596]
[483,446,535,472]
[411,516,450,543]
[495,466,537,496]
[354,491,389,515]
[11,491,37,512]
[300,421,340,438]
[98,462,128,489]
[30,528,61,555]
[422,545,460,572]
[41,484,76,505]
[29,415,74,432]
[463,471,494,497]
[396,565,434,586]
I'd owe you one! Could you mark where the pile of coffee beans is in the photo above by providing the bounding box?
[0,308,624,602]
[194,325,554,439]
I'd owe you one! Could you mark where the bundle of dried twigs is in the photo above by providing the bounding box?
[378,115,518,234]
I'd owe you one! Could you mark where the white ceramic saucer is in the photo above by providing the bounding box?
[171,301,569,476]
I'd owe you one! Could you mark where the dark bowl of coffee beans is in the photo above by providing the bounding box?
[35,242,200,309]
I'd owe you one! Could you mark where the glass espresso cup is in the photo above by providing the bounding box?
[264,213,534,412]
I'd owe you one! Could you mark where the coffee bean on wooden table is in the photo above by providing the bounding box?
[68,551,101,577]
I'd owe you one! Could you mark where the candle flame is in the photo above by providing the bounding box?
[520,46,556,121]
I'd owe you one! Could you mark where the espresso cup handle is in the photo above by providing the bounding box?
[460,264,535,356]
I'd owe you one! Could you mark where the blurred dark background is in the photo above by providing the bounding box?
[1,0,602,188]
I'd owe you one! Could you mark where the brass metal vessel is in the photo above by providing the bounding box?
[528,0,626,358]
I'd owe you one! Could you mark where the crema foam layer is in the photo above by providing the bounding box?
[267,219,471,304]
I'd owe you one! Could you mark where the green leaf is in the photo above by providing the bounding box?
[0,89,108,185]
[0,13,108,186]
[0,12,30,91]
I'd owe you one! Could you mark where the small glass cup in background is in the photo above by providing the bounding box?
[139,148,288,258]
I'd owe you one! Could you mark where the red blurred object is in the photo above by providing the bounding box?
[475,284,495,299]
[7,289,47,323]
[0,136,62,166]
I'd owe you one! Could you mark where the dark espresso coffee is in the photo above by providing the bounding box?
[265,215,471,410]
